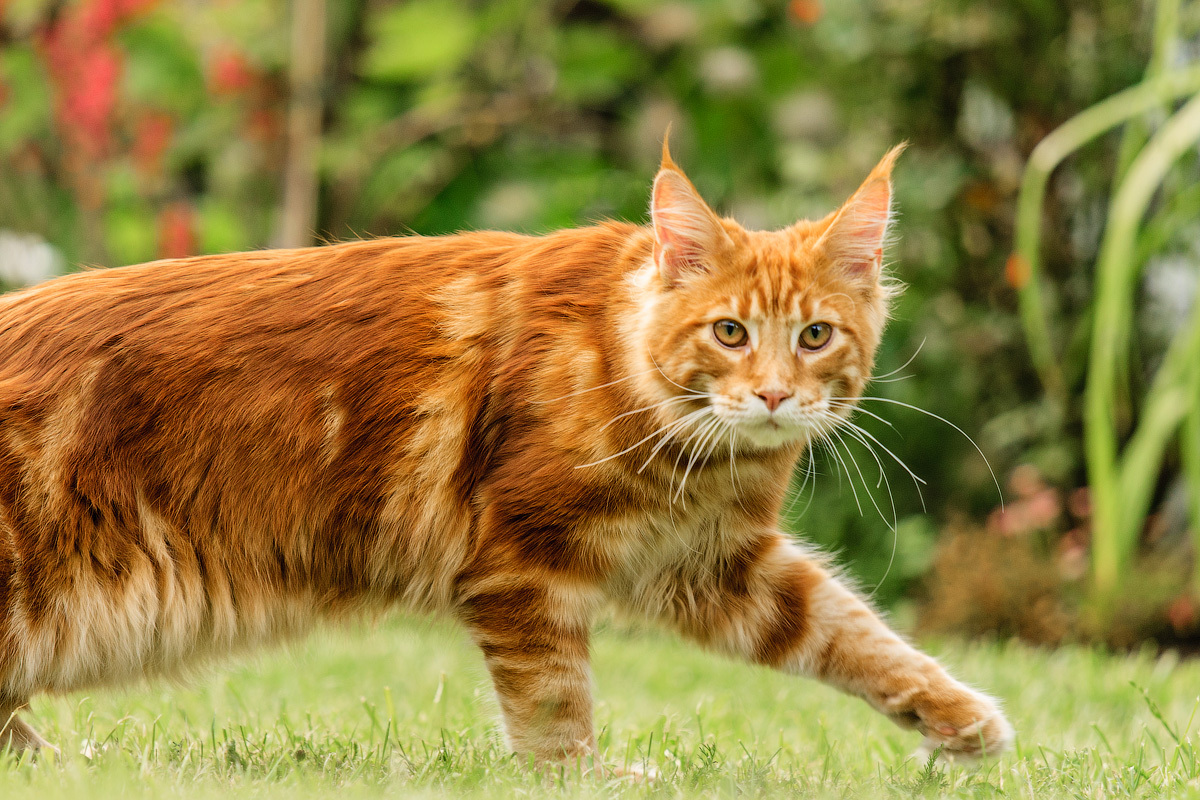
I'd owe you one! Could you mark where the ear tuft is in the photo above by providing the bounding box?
[660,123,677,171]
[818,144,905,283]
[650,153,727,284]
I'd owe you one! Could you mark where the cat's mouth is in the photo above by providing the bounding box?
[729,416,812,450]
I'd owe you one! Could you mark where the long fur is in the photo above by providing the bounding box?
[0,149,1012,760]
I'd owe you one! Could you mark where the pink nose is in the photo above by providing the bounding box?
[756,390,792,413]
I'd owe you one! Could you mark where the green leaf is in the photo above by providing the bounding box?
[199,199,250,255]
[360,0,476,83]
[119,16,206,115]
[554,24,643,105]
[0,44,51,153]
[105,203,158,267]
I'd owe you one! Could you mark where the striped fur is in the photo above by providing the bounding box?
[0,147,1011,761]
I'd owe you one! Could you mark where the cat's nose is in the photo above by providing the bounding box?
[756,390,792,413]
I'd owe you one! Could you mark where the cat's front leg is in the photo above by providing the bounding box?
[628,531,1013,760]
[459,580,599,765]
[797,564,1014,760]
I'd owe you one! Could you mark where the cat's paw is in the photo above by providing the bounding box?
[605,762,660,782]
[882,681,1014,761]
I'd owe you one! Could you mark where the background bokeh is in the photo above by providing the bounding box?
[0,0,1196,642]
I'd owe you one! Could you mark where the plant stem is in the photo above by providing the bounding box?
[279,0,328,248]
[1185,347,1200,593]
[1115,299,1200,547]
[1013,64,1200,409]
[1114,0,1181,182]
[1086,91,1200,599]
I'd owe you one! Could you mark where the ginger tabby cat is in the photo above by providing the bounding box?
[0,142,1012,763]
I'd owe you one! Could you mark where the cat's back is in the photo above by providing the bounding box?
[0,233,522,385]
[0,228,635,690]
[0,232,552,536]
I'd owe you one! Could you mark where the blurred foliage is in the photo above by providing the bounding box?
[0,0,1193,612]
[1009,0,1200,627]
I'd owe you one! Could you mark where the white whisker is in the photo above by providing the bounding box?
[869,338,926,382]
[833,421,901,599]
[575,407,707,469]
[829,425,894,531]
[667,415,711,500]
[674,417,724,503]
[727,426,749,511]
[532,367,660,404]
[831,415,927,510]
[827,399,896,432]
[817,428,862,516]
[596,393,707,434]
[647,348,708,397]
[837,395,1003,510]
[641,408,711,471]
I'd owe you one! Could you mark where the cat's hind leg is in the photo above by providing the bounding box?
[460,581,599,766]
[0,698,53,756]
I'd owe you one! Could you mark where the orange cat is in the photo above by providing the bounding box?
[0,143,1012,762]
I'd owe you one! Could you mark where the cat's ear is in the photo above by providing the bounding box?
[651,141,729,284]
[816,144,905,285]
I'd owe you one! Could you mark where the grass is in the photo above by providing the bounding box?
[2,614,1200,798]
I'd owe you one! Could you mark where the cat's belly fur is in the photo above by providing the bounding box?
[0,357,478,696]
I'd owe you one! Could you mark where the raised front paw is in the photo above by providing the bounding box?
[881,679,1014,761]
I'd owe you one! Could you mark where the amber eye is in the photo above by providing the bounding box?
[799,322,833,351]
[712,319,748,348]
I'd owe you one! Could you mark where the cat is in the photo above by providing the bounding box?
[0,141,1013,764]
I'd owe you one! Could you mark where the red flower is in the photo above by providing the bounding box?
[39,0,159,158]
[1005,254,1030,289]
[158,202,197,259]
[788,0,822,25]
[210,49,258,96]
[133,111,174,178]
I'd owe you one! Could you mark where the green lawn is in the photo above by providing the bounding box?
[1,614,1198,798]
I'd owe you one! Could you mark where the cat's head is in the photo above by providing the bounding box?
[630,144,901,452]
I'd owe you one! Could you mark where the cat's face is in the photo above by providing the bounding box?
[633,147,900,452]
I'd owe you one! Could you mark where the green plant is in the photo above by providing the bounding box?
[1013,0,1200,606]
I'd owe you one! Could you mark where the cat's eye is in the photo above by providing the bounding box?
[799,322,833,351]
[712,319,748,348]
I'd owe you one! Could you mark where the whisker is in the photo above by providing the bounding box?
[668,415,711,500]
[596,394,706,434]
[818,429,863,516]
[831,417,902,599]
[829,425,894,531]
[867,507,899,601]
[870,337,926,382]
[837,395,1004,510]
[822,412,887,492]
[787,438,821,519]
[826,399,896,431]
[575,407,707,469]
[831,415,927,511]
[727,425,749,511]
[695,416,727,474]
[641,408,710,470]
[695,422,730,502]
[532,367,661,404]
[674,417,724,503]
[798,444,819,515]
[647,348,708,397]
[847,426,899,526]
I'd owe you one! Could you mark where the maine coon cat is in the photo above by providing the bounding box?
[0,143,1013,762]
